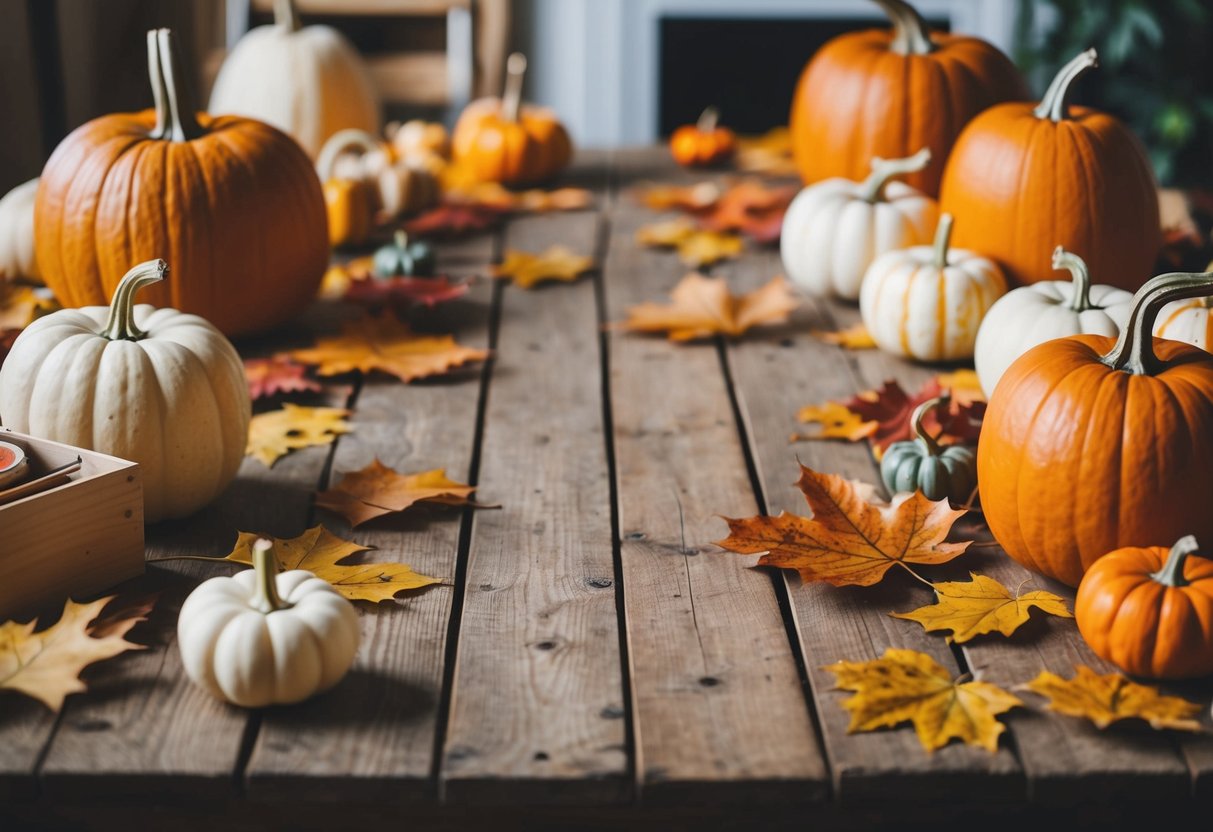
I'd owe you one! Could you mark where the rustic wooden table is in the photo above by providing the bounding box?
[3,149,1212,831]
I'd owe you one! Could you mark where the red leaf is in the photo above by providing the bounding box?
[344,275,470,308]
[697,180,796,244]
[847,379,984,456]
[244,357,322,401]
[402,202,507,237]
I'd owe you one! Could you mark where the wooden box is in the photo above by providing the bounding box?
[0,429,143,620]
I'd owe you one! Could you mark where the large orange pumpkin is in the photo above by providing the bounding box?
[940,49,1161,290]
[789,0,1025,197]
[978,270,1213,587]
[35,29,327,337]
[452,53,572,186]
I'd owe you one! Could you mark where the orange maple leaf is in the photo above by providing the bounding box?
[493,246,595,289]
[792,402,876,442]
[717,464,970,586]
[811,323,877,350]
[316,459,492,527]
[619,273,797,342]
[635,181,721,212]
[244,357,322,401]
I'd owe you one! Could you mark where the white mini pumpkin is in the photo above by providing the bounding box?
[974,246,1134,396]
[178,538,359,708]
[860,213,1007,362]
[0,178,39,281]
[781,148,938,300]
[0,260,249,522]
[208,0,379,159]
[1153,295,1213,353]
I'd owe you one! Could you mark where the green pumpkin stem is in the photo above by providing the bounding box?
[249,538,289,614]
[873,0,935,55]
[1100,270,1213,375]
[932,213,954,270]
[148,29,203,142]
[394,230,409,250]
[99,259,168,341]
[273,0,302,32]
[1034,49,1098,123]
[858,148,932,203]
[1150,535,1201,588]
[1052,246,1095,312]
[502,52,527,123]
[911,395,947,456]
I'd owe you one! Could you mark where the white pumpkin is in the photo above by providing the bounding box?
[0,260,249,522]
[208,0,379,159]
[860,213,1007,362]
[178,538,359,708]
[974,247,1134,396]
[1153,296,1213,353]
[781,148,938,300]
[0,178,40,281]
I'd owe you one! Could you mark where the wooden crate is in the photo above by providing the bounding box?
[0,430,143,620]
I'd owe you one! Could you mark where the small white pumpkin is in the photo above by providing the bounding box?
[974,247,1134,396]
[781,148,938,300]
[208,0,379,159]
[860,213,1007,362]
[1153,295,1213,354]
[0,178,40,281]
[178,538,359,708]
[0,260,249,522]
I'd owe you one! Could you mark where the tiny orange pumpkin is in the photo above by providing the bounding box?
[670,107,736,167]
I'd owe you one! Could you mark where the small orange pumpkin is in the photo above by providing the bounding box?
[452,53,572,185]
[670,107,736,167]
[978,270,1213,587]
[322,179,373,248]
[789,0,1025,196]
[1076,535,1213,679]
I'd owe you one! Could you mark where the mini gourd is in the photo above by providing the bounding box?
[178,539,360,708]
[881,396,976,504]
[0,259,250,523]
[0,179,39,281]
[373,231,436,278]
[669,107,736,167]
[1076,535,1213,680]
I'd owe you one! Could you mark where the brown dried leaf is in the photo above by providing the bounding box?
[316,459,490,527]
[619,273,796,342]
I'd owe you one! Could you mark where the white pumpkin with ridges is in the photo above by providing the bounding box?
[1153,296,1213,353]
[0,178,39,281]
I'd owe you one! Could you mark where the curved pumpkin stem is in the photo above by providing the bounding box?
[148,29,203,142]
[249,538,289,614]
[932,213,954,270]
[873,0,934,55]
[1034,49,1098,123]
[273,0,302,32]
[100,259,168,342]
[1101,270,1213,375]
[1150,535,1202,588]
[858,148,931,203]
[696,107,720,134]
[911,395,947,457]
[1051,246,1095,312]
[315,128,383,181]
[502,52,527,123]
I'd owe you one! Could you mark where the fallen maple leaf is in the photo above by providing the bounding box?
[792,401,875,442]
[244,357,322,401]
[696,179,796,244]
[516,188,593,212]
[222,526,440,603]
[675,230,744,267]
[812,323,877,350]
[636,181,721,213]
[0,284,57,329]
[316,459,489,527]
[619,273,796,342]
[635,217,698,248]
[402,202,506,237]
[285,314,487,383]
[1024,666,1202,732]
[736,127,797,176]
[892,573,1072,643]
[0,596,150,712]
[246,404,351,467]
[934,369,986,406]
[718,464,970,586]
[343,274,470,308]
[849,379,985,457]
[826,648,1021,753]
[493,246,595,289]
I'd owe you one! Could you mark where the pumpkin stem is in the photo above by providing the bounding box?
[146,31,168,139]
[149,29,203,142]
[696,107,720,133]
[1150,535,1202,588]
[873,0,935,55]
[1052,246,1095,312]
[1033,48,1098,123]
[1100,270,1213,375]
[911,395,947,457]
[502,52,527,123]
[99,259,167,342]
[273,0,302,32]
[394,230,409,250]
[249,538,289,614]
[932,213,954,270]
[315,128,382,181]
[858,148,932,203]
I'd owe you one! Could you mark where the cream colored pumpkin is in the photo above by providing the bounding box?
[0,178,39,281]
[975,247,1133,396]
[178,538,359,708]
[1153,296,1213,353]
[860,213,1006,361]
[0,260,249,522]
[781,149,938,300]
[208,0,379,159]
[317,129,439,221]
[387,119,450,162]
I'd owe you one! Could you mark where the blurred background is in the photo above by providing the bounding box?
[2,0,1211,194]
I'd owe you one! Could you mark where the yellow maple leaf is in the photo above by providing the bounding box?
[892,573,1072,643]
[793,401,876,442]
[0,284,58,329]
[811,323,877,350]
[246,404,351,467]
[0,596,150,712]
[492,246,595,289]
[934,368,986,406]
[286,315,488,382]
[620,273,797,342]
[676,230,744,267]
[222,526,440,603]
[825,648,1022,753]
[635,217,698,248]
[1023,666,1202,731]
[316,459,489,527]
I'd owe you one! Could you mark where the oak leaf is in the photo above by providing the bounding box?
[826,648,1022,753]
[620,273,796,342]
[675,230,744,267]
[493,246,595,289]
[0,596,151,712]
[1024,666,1202,731]
[247,404,351,467]
[244,357,322,401]
[635,217,698,248]
[892,573,1072,643]
[791,401,876,442]
[285,315,487,383]
[316,459,490,527]
[812,323,877,350]
[222,526,440,603]
[718,464,970,586]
